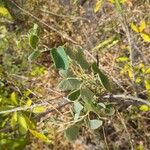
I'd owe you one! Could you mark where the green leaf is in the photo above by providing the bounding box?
[145,68,150,74]
[29,34,39,49]
[59,70,74,78]
[32,106,46,113]
[74,101,83,114]
[17,113,28,134]
[10,112,17,129]
[80,87,94,101]
[0,138,27,150]
[89,119,103,129]
[145,80,150,93]
[51,46,69,70]
[0,6,12,19]
[65,48,90,70]
[10,92,18,105]
[26,99,32,106]
[80,87,97,113]
[92,63,111,91]
[68,89,80,101]
[29,129,50,142]
[75,49,90,70]
[73,101,84,121]
[23,115,35,129]
[58,78,81,91]
[64,125,79,141]
[84,100,97,113]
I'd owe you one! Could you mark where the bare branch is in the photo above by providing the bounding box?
[0,103,48,115]
[0,96,70,115]
[40,9,89,22]
[103,94,150,106]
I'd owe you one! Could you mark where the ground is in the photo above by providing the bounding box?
[0,0,150,149]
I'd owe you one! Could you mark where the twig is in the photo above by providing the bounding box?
[0,103,48,115]
[102,126,110,150]
[40,9,89,22]
[0,96,64,115]
[0,101,71,132]
[117,110,134,150]
[103,94,150,106]
[34,101,71,121]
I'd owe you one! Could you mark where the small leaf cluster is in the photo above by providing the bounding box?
[50,46,113,141]
[131,20,150,42]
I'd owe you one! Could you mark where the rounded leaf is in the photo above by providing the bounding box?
[64,125,79,141]
[89,119,103,130]
[51,46,69,70]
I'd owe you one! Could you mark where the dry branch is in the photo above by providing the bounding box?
[104,94,150,106]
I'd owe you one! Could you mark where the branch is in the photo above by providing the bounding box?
[0,103,48,115]
[103,94,150,106]
[40,9,89,22]
[0,96,67,115]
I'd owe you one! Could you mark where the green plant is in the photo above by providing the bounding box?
[50,46,113,140]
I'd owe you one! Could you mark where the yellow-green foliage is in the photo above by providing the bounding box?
[131,21,150,42]
[0,6,12,19]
